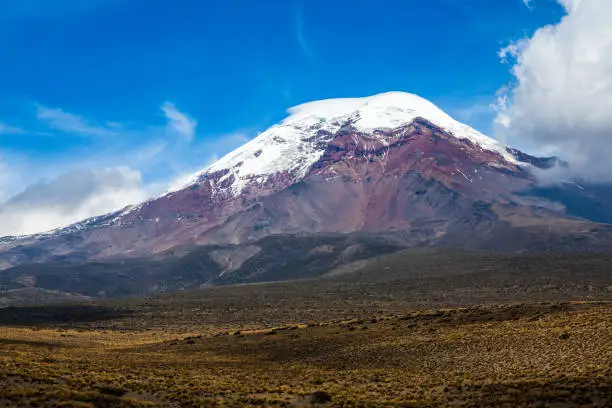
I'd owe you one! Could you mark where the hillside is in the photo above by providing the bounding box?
[1,249,611,407]
[3,92,612,296]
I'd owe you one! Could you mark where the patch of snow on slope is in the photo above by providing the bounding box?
[182,92,515,195]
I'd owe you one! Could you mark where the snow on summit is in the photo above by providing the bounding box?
[285,92,510,156]
[184,92,514,194]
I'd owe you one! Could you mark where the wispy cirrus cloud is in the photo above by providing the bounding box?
[36,105,120,137]
[0,101,250,236]
[0,122,24,135]
[295,6,315,62]
[36,102,198,141]
[162,102,197,142]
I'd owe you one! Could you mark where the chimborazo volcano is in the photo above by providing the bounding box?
[2,92,612,300]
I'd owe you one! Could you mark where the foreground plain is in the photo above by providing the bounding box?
[1,249,611,407]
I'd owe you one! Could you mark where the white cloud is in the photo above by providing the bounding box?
[161,102,197,142]
[36,102,198,143]
[558,0,583,12]
[496,0,612,183]
[0,122,24,134]
[37,105,118,137]
[0,102,251,237]
[295,7,315,62]
[0,167,147,236]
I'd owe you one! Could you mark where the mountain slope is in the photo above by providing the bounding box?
[1,91,612,297]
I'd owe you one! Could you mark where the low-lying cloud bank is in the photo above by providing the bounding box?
[0,167,147,237]
[0,99,253,237]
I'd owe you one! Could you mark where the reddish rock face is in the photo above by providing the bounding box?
[182,119,537,246]
[0,118,583,268]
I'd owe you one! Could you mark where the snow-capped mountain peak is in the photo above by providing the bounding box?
[182,92,514,195]
[3,91,606,276]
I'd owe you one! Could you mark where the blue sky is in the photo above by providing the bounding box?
[0,0,570,235]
